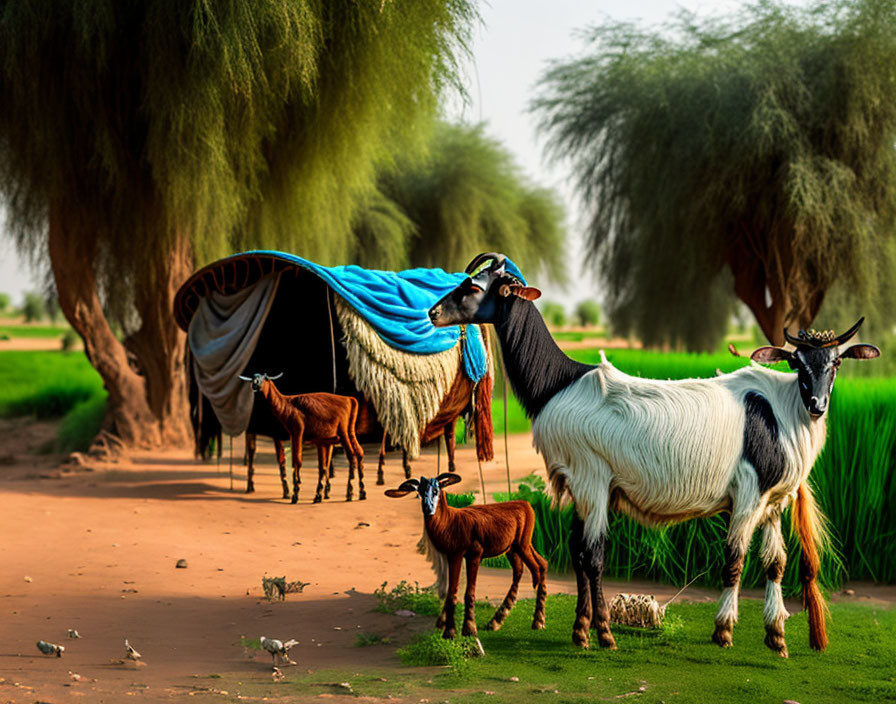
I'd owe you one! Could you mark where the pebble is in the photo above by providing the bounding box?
[176,559,188,569]
[843,588,855,596]
[394,609,416,618]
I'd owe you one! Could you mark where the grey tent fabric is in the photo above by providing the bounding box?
[189,273,281,435]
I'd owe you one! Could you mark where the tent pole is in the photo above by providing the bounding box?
[477,455,487,505]
[229,436,233,491]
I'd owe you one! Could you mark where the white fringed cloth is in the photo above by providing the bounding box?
[334,295,460,460]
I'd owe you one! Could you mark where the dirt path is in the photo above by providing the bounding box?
[0,431,891,703]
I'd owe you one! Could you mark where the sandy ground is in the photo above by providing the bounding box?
[0,425,892,703]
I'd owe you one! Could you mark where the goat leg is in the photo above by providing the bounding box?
[487,551,523,631]
[275,438,289,499]
[444,423,457,473]
[585,534,615,648]
[376,434,387,486]
[245,433,256,494]
[313,445,328,504]
[290,435,302,504]
[570,515,592,648]
[441,554,463,639]
[462,549,482,637]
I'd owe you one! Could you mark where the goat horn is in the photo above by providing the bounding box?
[464,252,505,276]
[782,328,803,347]
[833,317,865,346]
[269,373,284,380]
[238,375,252,381]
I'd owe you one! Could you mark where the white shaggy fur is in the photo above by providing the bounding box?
[534,359,828,637]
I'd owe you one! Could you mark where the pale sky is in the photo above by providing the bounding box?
[0,0,769,309]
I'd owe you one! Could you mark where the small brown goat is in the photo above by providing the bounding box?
[386,473,547,639]
[241,373,366,503]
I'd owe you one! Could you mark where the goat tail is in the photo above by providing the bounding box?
[792,481,830,651]
[417,530,449,599]
[474,369,495,462]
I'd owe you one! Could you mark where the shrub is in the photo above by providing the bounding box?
[373,581,442,616]
[397,630,482,670]
[540,301,567,327]
[21,291,45,322]
[574,299,601,326]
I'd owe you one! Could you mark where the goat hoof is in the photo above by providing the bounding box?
[376,476,384,486]
[764,631,788,658]
[313,495,322,504]
[597,632,617,649]
[532,619,546,631]
[442,629,457,640]
[712,626,733,648]
[281,491,289,500]
[291,495,299,505]
[462,625,478,638]
[485,620,501,631]
[572,630,590,649]
[359,491,367,501]
[246,485,255,494]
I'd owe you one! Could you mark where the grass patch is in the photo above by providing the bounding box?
[0,350,103,418]
[56,393,106,452]
[392,597,896,704]
[397,630,483,670]
[243,599,896,704]
[374,580,442,616]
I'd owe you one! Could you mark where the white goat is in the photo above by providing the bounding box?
[429,252,879,657]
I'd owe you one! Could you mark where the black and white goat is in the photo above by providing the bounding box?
[428,252,879,657]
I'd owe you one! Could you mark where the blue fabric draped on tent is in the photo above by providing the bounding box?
[218,250,525,383]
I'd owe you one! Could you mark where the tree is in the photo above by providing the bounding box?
[534,0,896,349]
[21,292,44,323]
[541,302,567,328]
[0,293,9,313]
[352,122,567,279]
[0,1,477,451]
[574,300,600,327]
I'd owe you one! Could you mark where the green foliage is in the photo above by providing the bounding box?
[0,292,9,312]
[56,393,106,452]
[20,291,44,323]
[0,351,104,418]
[60,328,78,352]
[539,301,567,328]
[396,630,482,670]
[534,0,896,350]
[373,581,442,617]
[390,597,896,704]
[574,299,600,327]
[0,0,478,327]
[366,122,566,281]
[444,491,476,508]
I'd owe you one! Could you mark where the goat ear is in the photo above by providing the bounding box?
[510,285,541,301]
[840,343,880,360]
[436,473,462,488]
[384,489,413,498]
[750,346,791,365]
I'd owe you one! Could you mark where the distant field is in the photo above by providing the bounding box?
[0,324,70,339]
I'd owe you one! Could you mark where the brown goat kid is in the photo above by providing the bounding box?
[241,374,365,503]
[386,473,547,639]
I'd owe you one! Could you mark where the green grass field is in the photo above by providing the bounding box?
[217,596,896,704]
[0,323,70,339]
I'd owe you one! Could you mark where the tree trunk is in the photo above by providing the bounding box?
[125,237,193,447]
[48,206,160,451]
[727,229,825,346]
